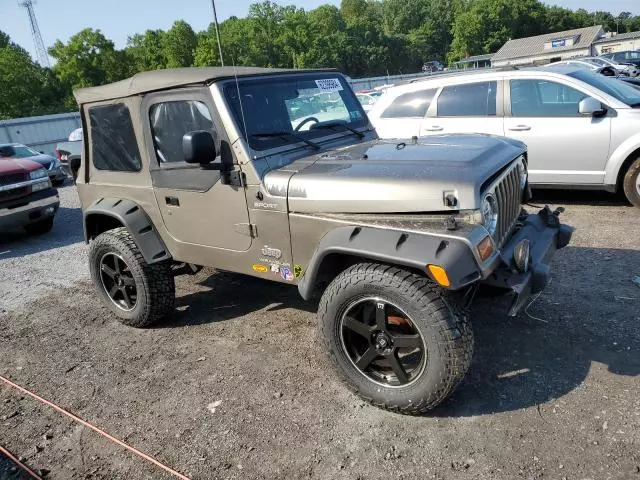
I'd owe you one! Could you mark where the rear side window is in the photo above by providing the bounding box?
[149,100,216,164]
[381,89,438,118]
[437,81,497,116]
[89,104,141,172]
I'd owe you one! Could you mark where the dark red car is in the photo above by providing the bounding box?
[0,157,59,235]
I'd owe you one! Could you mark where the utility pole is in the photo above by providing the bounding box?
[18,0,50,68]
[210,0,224,66]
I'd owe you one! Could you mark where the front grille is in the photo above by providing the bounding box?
[0,187,29,203]
[490,160,524,247]
[0,173,27,187]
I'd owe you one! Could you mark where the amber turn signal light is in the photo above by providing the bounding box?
[427,265,451,287]
[477,235,495,261]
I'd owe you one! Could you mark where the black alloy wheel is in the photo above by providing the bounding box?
[340,297,426,387]
[99,252,137,311]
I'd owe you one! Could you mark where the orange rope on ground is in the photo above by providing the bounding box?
[0,444,43,480]
[0,374,191,480]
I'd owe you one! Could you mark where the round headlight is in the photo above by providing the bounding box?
[517,161,527,189]
[481,193,499,235]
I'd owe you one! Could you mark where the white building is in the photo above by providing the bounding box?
[491,26,604,67]
[593,31,640,54]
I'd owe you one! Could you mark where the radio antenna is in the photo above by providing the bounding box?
[233,60,252,159]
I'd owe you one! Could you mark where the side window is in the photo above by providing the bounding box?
[89,104,141,172]
[437,81,497,117]
[381,89,438,118]
[511,79,587,117]
[149,100,216,164]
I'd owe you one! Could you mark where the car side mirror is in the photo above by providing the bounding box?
[578,97,605,116]
[182,130,216,164]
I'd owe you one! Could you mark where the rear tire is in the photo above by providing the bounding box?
[24,217,54,235]
[318,263,473,414]
[622,158,640,208]
[89,227,175,327]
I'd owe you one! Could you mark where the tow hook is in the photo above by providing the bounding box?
[538,205,564,228]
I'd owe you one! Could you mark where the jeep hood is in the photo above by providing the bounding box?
[264,134,525,213]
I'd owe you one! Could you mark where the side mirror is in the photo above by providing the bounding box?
[578,97,605,116]
[182,130,216,164]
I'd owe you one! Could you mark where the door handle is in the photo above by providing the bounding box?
[165,196,180,207]
[424,126,443,131]
[508,125,531,131]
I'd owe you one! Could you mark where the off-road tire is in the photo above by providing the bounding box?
[24,217,54,235]
[89,227,175,327]
[318,263,473,415]
[622,157,640,208]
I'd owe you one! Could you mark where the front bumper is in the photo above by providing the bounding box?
[0,189,60,231]
[482,206,573,316]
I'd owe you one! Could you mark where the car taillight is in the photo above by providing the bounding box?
[55,149,62,160]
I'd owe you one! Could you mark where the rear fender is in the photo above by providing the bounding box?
[84,198,171,264]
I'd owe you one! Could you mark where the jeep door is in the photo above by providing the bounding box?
[420,79,504,136]
[504,77,611,185]
[142,89,252,251]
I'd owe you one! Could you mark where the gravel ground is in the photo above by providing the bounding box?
[0,184,639,480]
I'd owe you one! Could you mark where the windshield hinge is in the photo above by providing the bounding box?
[233,223,257,238]
[223,170,246,188]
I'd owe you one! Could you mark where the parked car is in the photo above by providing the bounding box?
[368,65,640,207]
[588,56,639,77]
[552,59,618,76]
[56,130,83,181]
[422,61,444,73]
[356,92,378,112]
[600,50,640,68]
[0,158,59,234]
[71,66,571,414]
[0,143,66,186]
[618,76,640,90]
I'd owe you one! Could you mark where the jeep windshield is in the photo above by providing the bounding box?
[224,73,367,151]
[568,69,640,107]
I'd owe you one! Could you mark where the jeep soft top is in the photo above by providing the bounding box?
[73,67,572,414]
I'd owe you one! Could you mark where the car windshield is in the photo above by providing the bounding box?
[0,144,39,158]
[224,74,366,151]
[568,69,640,106]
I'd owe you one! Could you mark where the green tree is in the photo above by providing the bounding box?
[49,28,133,89]
[127,29,166,71]
[162,20,197,68]
[0,32,68,119]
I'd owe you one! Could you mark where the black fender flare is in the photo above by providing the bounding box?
[84,198,171,264]
[297,225,482,300]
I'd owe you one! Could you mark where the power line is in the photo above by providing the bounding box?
[18,0,50,68]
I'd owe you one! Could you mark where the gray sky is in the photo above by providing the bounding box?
[0,0,637,62]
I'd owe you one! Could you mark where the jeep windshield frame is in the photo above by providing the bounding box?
[222,73,367,152]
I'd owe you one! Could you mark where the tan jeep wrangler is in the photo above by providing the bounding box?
[74,67,573,413]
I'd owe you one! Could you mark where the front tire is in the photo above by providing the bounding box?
[622,158,640,208]
[318,263,473,414]
[89,227,175,327]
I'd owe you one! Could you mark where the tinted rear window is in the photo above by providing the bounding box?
[437,81,497,116]
[89,104,141,172]
[381,89,438,118]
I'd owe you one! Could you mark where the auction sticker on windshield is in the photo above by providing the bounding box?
[315,79,343,92]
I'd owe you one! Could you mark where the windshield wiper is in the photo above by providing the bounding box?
[249,131,320,150]
[312,121,365,139]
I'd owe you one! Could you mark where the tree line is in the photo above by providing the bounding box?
[1,0,639,119]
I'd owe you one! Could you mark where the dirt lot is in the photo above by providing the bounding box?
[1,184,639,480]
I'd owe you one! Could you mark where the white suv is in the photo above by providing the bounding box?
[368,65,640,207]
